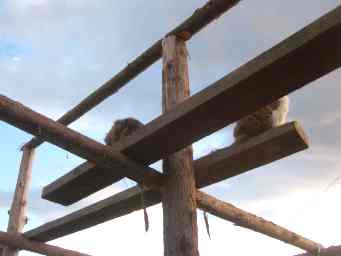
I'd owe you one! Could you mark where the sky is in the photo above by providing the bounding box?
[1,0,341,255]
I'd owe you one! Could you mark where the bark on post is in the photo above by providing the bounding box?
[161,35,199,256]
[2,147,35,256]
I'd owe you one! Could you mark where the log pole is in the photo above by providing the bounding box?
[196,191,322,253]
[0,95,163,188]
[2,147,35,256]
[0,231,91,256]
[161,35,199,256]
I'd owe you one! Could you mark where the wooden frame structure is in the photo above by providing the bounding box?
[1,1,341,255]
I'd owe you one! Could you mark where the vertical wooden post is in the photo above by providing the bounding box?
[2,147,35,256]
[161,35,199,256]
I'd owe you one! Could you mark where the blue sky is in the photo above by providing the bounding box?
[1,0,341,255]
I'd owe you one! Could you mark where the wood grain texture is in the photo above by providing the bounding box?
[43,4,341,205]
[24,0,241,149]
[196,191,322,253]
[293,245,341,256]
[0,95,163,189]
[161,35,199,256]
[0,231,91,256]
[25,122,308,242]
[2,147,35,256]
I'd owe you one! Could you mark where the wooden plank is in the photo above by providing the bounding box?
[44,121,307,205]
[44,4,341,205]
[195,121,308,188]
[161,35,199,256]
[0,231,92,256]
[293,245,341,256]
[24,0,241,149]
[0,95,163,189]
[25,187,161,242]
[196,191,322,253]
[25,122,308,242]
[2,147,35,256]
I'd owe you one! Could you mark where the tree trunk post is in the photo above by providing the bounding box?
[161,35,199,256]
[3,147,35,256]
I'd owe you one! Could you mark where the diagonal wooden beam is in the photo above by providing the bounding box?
[24,0,241,149]
[43,4,341,205]
[0,95,163,189]
[25,122,308,242]
[0,231,91,256]
[293,246,341,256]
[196,191,322,253]
[44,121,307,205]
[25,189,323,253]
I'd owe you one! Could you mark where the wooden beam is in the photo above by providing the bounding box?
[0,231,91,256]
[25,189,324,253]
[196,191,322,253]
[24,0,241,149]
[161,35,199,256]
[43,121,307,205]
[293,246,341,256]
[0,95,163,189]
[25,187,161,242]
[194,121,308,188]
[2,147,35,256]
[44,4,341,205]
[25,123,308,242]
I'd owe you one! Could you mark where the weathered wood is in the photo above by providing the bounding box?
[161,35,199,256]
[25,186,160,242]
[0,231,91,256]
[0,95,163,188]
[293,245,341,256]
[44,4,341,205]
[24,0,241,149]
[44,121,307,205]
[195,121,308,187]
[196,191,322,253]
[2,147,35,256]
[25,122,308,242]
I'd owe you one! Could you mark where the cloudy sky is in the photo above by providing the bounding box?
[1,0,341,255]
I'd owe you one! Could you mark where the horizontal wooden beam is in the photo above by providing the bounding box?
[110,4,341,165]
[293,246,341,256]
[196,191,322,253]
[0,95,163,189]
[0,231,91,256]
[24,0,241,149]
[25,123,308,241]
[44,4,341,204]
[44,121,307,205]
[194,122,308,188]
[26,186,160,242]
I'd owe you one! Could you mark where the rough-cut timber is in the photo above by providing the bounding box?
[44,121,307,205]
[44,4,341,205]
[3,147,35,256]
[25,186,160,242]
[24,0,241,149]
[196,191,322,253]
[25,122,309,242]
[194,121,308,187]
[0,95,163,189]
[161,35,199,256]
[0,231,91,256]
[293,245,341,256]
